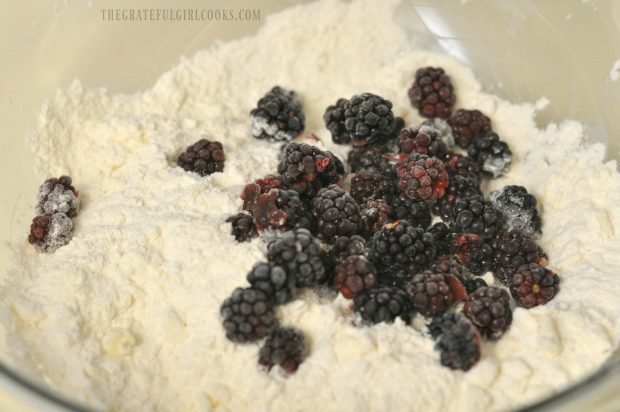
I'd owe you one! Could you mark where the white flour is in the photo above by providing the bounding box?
[2,0,620,411]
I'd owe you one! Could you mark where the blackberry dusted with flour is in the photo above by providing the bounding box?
[435,314,481,371]
[447,109,492,148]
[490,229,547,285]
[247,262,296,305]
[389,195,432,229]
[342,93,404,146]
[28,213,74,254]
[464,286,512,340]
[432,175,482,221]
[220,287,277,343]
[333,255,378,299]
[350,170,395,203]
[408,66,455,119]
[267,229,326,287]
[323,98,351,144]
[36,176,79,218]
[450,196,504,239]
[311,184,363,242]
[397,125,448,158]
[253,189,313,233]
[468,133,512,178]
[405,271,465,317]
[347,145,394,174]
[278,142,344,197]
[354,285,413,324]
[489,185,542,235]
[177,139,225,176]
[259,327,307,374]
[369,220,436,278]
[360,198,393,236]
[250,86,305,142]
[397,154,449,204]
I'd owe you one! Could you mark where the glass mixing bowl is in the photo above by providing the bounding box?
[1,0,619,410]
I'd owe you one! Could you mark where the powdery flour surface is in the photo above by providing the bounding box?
[2,1,620,411]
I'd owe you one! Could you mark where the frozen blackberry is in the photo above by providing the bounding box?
[428,222,452,255]
[468,133,512,178]
[226,213,258,242]
[408,67,455,119]
[267,229,326,287]
[389,195,432,229]
[277,142,345,198]
[240,174,284,212]
[463,286,512,340]
[247,262,295,305]
[220,287,276,343]
[451,233,495,276]
[463,278,488,295]
[253,189,313,233]
[347,144,393,174]
[443,152,481,182]
[360,198,393,238]
[36,176,79,218]
[324,98,351,144]
[490,229,548,285]
[450,196,504,239]
[28,213,73,254]
[421,118,455,149]
[369,220,437,279]
[405,271,466,317]
[354,285,413,324]
[311,184,363,242]
[329,235,368,263]
[435,314,481,371]
[396,125,448,159]
[447,109,492,148]
[250,86,304,142]
[397,154,449,204]
[343,93,404,146]
[432,175,482,221]
[510,263,560,308]
[350,170,395,203]
[259,327,307,374]
[334,255,378,299]
[489,185,542,235]
[177,139,225,176]
[428,311,460,340]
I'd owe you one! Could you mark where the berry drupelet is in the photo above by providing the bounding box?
[389,195,432,229]
[277,142,345,198]
[408,66,455,119]
[350,170,395,204]
[28,213,74,254]
[250,86,305,142]
[468,132,512,178]
[360,198,393,237]
[323,98,351,144]
[342,93,404,146]
[36,175,79,218]
[432,175,482,221]
[405,271,466,317]
[226,213,258,242]
[510,263,560,308]
[397,125,449,159]
[489,185,542,235]
[177,139,225,176]
[434,314,481,371]
[252,189,314,233]
[311,184,363,242]
[463,286,512,340]
[354,285,413,324]
[267,229,326,288]
[490,229,548,285]
[258,327,308,374]
[447,109,492,148]
[450,196,504,239]
[333,255,378,299]
[240,174,284,212]
[220,287,277,343]
[397,154,449,204]
[451,233,495,276]
[369,220,437,279]
[247,262,296,305]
